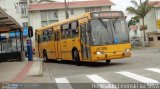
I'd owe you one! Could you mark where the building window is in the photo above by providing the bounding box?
[29,0,37,3]
[85,7,101,12]
[22,22,28,27]
[71,9,74,15]
[41,11,48,21]
[19,1,28,17]
[149,37,154,41]
[157,37,160,41]
[41,10,58,26]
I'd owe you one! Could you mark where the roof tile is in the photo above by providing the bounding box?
[149,1,160,8]
[29,0,114,11]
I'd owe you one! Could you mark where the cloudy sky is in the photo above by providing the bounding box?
[54,0,160,20]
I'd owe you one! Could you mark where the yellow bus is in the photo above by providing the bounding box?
[35,11,131,65]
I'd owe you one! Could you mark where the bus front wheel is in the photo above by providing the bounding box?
[43,50,48,62]
[73,50,81,66]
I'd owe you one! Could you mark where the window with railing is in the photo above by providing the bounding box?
[20,1,27,17]
[41,10,58,26]
[14,1,28,17]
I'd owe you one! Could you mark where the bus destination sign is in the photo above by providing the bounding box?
[92,11,124,18]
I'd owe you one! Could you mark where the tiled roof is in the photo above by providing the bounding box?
[29,0,114,11]
[149,1,160,8]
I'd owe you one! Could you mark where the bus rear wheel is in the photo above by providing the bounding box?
[73,50,81,66]
[43,50,48,62]
[106,60,111,64]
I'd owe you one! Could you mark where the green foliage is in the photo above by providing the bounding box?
[126,0,155,45]
[126,0,153,19]
[128,16,140,27]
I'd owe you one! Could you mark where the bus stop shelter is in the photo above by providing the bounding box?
[0,7,24,62]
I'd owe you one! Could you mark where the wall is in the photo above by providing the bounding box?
[0,0,28,26]
[29,11,41,46]
[148,34,160,47]
[144,9,157,33]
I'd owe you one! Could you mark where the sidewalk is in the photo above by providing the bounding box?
[0,57,51,83]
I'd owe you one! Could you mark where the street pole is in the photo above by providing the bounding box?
[64,0,69,19]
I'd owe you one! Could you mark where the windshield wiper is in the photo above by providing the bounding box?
[98,18,108,29]
[112,17,119,30]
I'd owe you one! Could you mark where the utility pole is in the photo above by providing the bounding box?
[64,0,69,19]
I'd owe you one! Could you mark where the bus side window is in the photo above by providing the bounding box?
[48,28,53,41]
[71,21,79,38]
[81,24,85,43]
[35,32,38,42]
[38,35,41,43]
[62,24,70,39]
[54,31,56,41]
[61,26,65,39]
[42,30,49,42]
[42,31,45,42]
[57,32,60,41]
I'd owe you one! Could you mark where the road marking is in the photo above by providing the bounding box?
[87,74,118,89]
[55,78,73,89]
[145,68,160,73]
[116,71,160,83]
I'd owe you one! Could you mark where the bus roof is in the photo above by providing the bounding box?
[36,11,124,31]
[36,12,90,31]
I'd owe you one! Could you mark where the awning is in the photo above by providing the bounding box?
[0,7,21,33]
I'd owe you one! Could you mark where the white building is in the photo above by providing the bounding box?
[0,0,114,47]
[0,0,28,27]
[143,1,160,47]
[28,0,114,46]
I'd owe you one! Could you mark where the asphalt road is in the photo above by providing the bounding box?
[44,48,160,78]
[15,48,160,89]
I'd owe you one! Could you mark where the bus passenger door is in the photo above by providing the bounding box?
[80,23,91,60]
[55,31,62,59]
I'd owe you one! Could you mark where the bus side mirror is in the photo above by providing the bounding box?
[28,26,33,38]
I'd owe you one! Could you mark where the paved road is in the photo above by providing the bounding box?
[6,48,160,89]
[39,48,160,89]
[44,48,160,78]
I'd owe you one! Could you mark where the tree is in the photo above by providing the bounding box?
[126,0,154,46]
[128,16,140,27]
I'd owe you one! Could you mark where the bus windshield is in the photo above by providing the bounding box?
[90,19,113,45]
[110,19,129,44]
[90,18,129,46]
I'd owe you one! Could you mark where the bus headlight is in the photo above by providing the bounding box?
[96,51,105,55]
[124,49,131,55]
[125,49,131,53]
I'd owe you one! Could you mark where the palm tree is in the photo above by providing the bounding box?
[126,0,154,46]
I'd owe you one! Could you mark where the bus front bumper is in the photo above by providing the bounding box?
[92,51,131,61]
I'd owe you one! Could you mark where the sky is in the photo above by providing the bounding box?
[54,0,160,20]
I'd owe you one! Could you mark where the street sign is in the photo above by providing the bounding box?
[156,19,160,29]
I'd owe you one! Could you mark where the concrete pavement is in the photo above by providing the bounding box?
[0,57,45,83]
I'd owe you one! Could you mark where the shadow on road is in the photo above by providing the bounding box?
[46,59,129,67]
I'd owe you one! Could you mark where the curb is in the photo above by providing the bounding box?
[27,61,43,77]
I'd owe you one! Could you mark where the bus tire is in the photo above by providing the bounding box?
[106,60,111,64]
[73,50,81,66]
[43,50,48,62]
